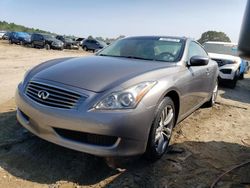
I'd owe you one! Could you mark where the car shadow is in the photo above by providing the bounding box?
[218,76,250,104]
[0,110,249,187]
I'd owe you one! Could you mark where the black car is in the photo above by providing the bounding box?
[82,39,107,52]
[56,36,79,49]
[9,32,31,45]
[31,33,64,50]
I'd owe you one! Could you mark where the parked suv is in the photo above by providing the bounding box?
[203,42,241,88]
[31,33,64,50]
[82,39,107,52]
[9,32,31,45]
[56,36,79,49]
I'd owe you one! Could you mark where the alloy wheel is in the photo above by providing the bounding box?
[154,105,174,154]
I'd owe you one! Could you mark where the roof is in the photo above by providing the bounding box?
[124,35,188,41]
[204,41,237,45]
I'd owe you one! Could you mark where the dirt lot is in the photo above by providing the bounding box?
[0,40,249,188]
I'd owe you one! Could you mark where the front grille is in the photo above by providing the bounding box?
[54,128,118,147]
[25,81,83,109]
[220,69,232,74]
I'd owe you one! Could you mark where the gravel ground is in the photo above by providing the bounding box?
[0,40,249,188]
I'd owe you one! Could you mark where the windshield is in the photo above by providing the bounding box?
[18,32,30,38]
[203,43,238,56]
[43,35,55,40]
[98,37,184,62]
[65,37,73,42]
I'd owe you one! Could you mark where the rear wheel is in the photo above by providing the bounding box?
[145,97,175,161]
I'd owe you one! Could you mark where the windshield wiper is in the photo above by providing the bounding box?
[98,54,121,58]
[118,56,154,61]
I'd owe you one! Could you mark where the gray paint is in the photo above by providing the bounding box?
[16,37,218,157]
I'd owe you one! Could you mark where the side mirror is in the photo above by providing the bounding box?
[189,56,209,66]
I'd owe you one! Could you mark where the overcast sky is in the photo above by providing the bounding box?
[0,0,247,42]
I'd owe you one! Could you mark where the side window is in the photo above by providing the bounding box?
[188,41,208,59]
[39,35,44,40]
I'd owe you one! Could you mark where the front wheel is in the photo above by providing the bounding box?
[145,97,175,161]
[45,44,50,50]
[83,46,88,51]
[228,74,238,89]
[239,72,244,80]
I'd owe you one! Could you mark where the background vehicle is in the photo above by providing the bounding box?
[30,33,64,50]
[16,36,218,161]
[2,31,11,40]
[56,35,79,49]
[203,41,241,88]
[75,37,84,46]
[9,32,31,45]
[0,31,6,39]
[82,38,107,52]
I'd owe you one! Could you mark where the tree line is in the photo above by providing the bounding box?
[0,21,232,44]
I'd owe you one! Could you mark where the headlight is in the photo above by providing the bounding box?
[94,81,157,110]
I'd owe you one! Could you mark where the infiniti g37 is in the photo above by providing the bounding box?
[16,36,218,160]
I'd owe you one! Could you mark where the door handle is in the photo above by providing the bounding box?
[206,68,210,76]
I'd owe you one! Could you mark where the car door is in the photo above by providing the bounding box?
[180,41,211,116]
[90,40,98,50]
[38,35,45,47]
[33,34,40,46]
[13,32,18,43]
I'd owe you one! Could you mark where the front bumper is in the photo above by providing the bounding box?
[15,82,155,156]
[218,65,239,80]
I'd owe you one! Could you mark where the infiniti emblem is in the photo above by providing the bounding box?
[37,90,50,100]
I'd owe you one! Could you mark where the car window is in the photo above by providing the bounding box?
[188,41,208,59]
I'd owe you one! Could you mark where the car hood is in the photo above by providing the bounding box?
[34,56,173,92]
[47,38,61,43]
[208,53,241,61]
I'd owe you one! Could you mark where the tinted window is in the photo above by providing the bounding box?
[188,41,208,59]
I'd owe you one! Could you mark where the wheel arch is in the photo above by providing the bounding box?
[163,89,180,126]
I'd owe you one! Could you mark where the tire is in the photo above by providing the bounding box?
[83,46,88,51]
[204,80,218,107]
[145,97,175,161]
[45,44,50,50]
[228,76,237,89]
[239,73,244,80]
